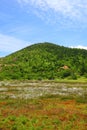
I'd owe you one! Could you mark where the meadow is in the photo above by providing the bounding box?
[0,80,87,130]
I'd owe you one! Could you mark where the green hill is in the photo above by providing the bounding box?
[0,42,87,80]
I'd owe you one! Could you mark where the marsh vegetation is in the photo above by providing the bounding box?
[0,81,87,130]
[0,81,87,101]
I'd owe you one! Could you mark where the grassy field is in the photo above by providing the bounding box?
[0,80,87,130]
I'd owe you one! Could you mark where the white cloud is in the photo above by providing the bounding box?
[17,0,87,25]
[0,34,30,57]
[70,45,87,50]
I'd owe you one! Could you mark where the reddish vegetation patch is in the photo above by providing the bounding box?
[0,98,87,130]
[0,101,7,106]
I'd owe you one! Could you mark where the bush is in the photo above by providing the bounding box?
[71,73,77,80]
[60,70,71,78]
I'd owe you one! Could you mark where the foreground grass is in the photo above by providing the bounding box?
[0,81,87,130]
[0,97,87,130]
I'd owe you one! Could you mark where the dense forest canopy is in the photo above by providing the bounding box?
[0,42,87,80]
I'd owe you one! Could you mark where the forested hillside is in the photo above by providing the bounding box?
[0,42,87,80]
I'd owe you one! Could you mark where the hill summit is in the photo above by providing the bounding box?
[0,42,87,80]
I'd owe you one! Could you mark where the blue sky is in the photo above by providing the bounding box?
[0,0,87,57]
